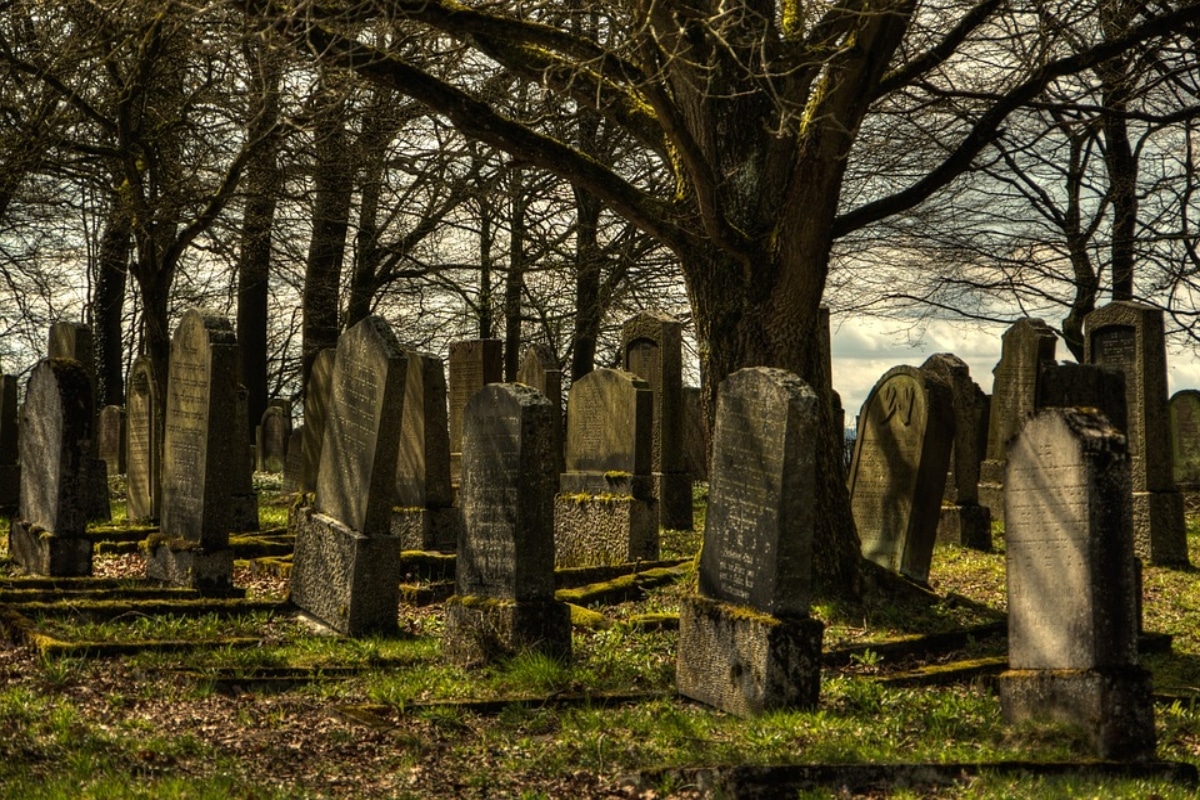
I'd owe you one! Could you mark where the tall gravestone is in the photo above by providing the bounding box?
[621,311,692,531]
[444,383,571,666]
[681,386,708,483]
[999,408,1155,760]
[677,368,825,716]
[0,373,19,508]
[125,356,161,522]
[390,349,459,552]
[1085,301,1188,565]
[447,338,502,487]
[47,321,110,522]
[290,316,407,634]
[517,344,564,481]
[848,365,954,584]
[301,348,336,493]
[98,405,127,476]
[257,401,291,473]
[1169,389,1200,489]
[922,354,991,550]
[8,360,95,575]
[977,319,1058,524]
[555,368,658,567]
[147,310,249,592]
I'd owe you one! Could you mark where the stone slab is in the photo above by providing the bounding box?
[144,540,234,593]
[390,506,461,553]
[553,495,658,567]
[936,504,992,550]
[442,595,571,667]
[9,518,93,577]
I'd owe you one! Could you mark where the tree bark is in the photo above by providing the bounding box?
[503,166,527,381]
[93,197,131,407]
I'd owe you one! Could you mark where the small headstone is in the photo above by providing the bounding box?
[1084,301,1187,565]
[1169,390,1200,489]
[290,316,407,634]
[0,373,19,509]
[555,368,657,567]
[848,365,954,584]
[9,359,95,575]
[517,344,564,480]
[98,405,127,476]
[447,338,502,485]
[978,319,1058,524]
[47,322,95,380]
[677,368,825,716]
[444,383,571,666]
[282,426,304,493]
[257,402,291,473]
[999,408,1155,760]
[301,348,335,493]
[621,311,692,531]
[125,356,161,522]
[922,354,991,550]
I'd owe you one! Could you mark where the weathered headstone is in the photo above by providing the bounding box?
[444,383,571,666]
[848,365,954,584]
[517,344,564,480]
[257,401,291,473]
[290,316,407,635]
[125,356,161,522]
[555,368,657,567]
[390,349,460,552]
[681,386,708,483]
[301,348,336,493]
[1169,389,1200,489]
[1038,362,1129,433]
[147,310,249,592]
[98,405,127,476]
[447,338,502,485]
[1085,301,1187,565]
[978,319,1058,524]
[999,408,1155,760]
[621,311,692,531]
[921,354,991,550]
[47,321,110,522]
[677,368,825,716]
[9,359,95,575]
[0,373,19,508]
[282,426,304,493]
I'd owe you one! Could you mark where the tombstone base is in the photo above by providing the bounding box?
[0,463,18,509]
[1132,490,1188,566]
[8,518,93,576]
[677,595,824,717]
[553,494,658,567]
[290,507,401,635]
[655,472,694,531]
[390,506,462,553]
[560,471,655,501]
[999,667,1156,760]
[936,504,992,550]
[230,491,260,533]
[443,595,571,667]
[144,537,236,593]
[86,460,111,522]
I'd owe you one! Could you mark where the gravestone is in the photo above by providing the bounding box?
[555,368,657,567]
[282,426,304,493]
[0,373,19,508]
[47,321,110,522]
[978,319,1058,524]
[147,310,249,592]
[678,368,825,716]
[257,401,291,473]
[681,386,708,482]
[922,354,991,550]
[517,344,564,480]
[390,349,459,552]
[8,359,95,575]
[444,383,571,666]
[621,311,692,531]
[847,365,954,584]
[1169,390,1200,489]
[1085,301,1187,565]
[999,408,1155,760]
[125,356,161,522]
[290,316,407,635]
[447,338,502,486]
[301,348,336,493]
[98,405,127,476]
[1038,362,1128,433]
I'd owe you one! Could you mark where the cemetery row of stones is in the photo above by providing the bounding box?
[0,299,1191,766]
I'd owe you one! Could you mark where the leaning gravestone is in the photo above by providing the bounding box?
[517,344,564,481]
[678,368,825,716]
[922,354,991,550]
[1085,301,1187,565]
[290,316,407,635]
[147,310,248,592]
[555,368,658,567]
[621,311,692,531]
[125,355,161,522]
[848,365,953,584]
[444,383,571,666]
[257,401,291,473]
[9,359,96,575]
[301,348,335,493]
[1169,389,1200,489]
[978,319,1058,524]
[0,372,19,508]
[390,349,459,552]
[98,405,127,476]
[447,338,502,486]
[999,408,1155,760]
[47,321,110,522]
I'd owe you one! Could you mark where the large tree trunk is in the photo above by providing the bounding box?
[345,87,395,328]
[93,198,131,407]
[503,167,527,381]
